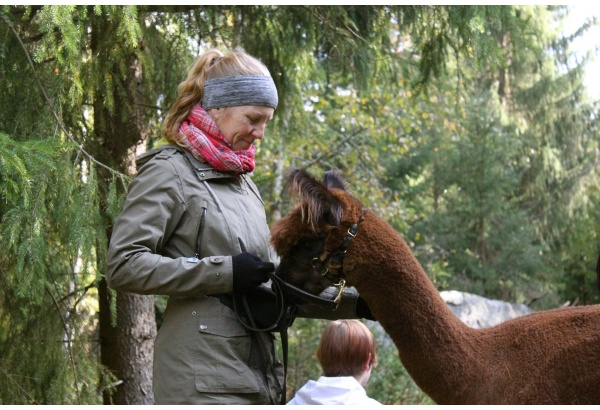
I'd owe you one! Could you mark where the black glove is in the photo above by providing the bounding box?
[232,252,274,293]
[356,296,376,321]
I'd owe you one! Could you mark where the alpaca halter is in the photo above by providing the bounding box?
[269,212,363,312]
[311,211,363,304]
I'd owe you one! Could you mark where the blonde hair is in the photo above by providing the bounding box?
[316,320,378,377]
[161,48,272,145]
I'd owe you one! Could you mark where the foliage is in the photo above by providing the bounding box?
[285,318,325,397]
[374,6,600,310]
[0,133,111,403]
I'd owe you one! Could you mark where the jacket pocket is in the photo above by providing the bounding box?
[193,316,260,394]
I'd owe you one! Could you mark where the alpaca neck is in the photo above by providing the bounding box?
[347,211,481,403]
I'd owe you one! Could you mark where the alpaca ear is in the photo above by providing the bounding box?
[322,198,343,227]
[321,170,346,226]
[287,167,343,228]
[323,170,347,191]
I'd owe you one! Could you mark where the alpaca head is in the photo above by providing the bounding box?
[270,168,363,295]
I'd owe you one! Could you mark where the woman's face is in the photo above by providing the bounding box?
[209,105,274,151]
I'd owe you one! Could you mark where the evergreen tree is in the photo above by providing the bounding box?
[383,5,600,309]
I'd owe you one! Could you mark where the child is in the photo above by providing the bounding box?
[288,319,382,405]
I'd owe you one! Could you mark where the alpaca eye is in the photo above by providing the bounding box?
[302,238,324,253]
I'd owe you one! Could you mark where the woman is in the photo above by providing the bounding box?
[287,320,381,405]
[106,48,372,405]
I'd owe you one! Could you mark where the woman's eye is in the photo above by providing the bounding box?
[248,117,270,126]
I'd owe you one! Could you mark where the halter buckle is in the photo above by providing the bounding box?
[333,279,346,305]
[312,256,330,276]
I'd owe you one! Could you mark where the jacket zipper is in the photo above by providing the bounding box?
[194,200,208,258]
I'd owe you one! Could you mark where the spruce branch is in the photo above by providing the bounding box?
[302,127,365,170]
[1,11,129,182]
[45,285,82,405]
[0,365,39,404]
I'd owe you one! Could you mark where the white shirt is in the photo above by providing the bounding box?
[287,376,382,405]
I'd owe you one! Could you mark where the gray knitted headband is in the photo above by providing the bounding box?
[201,75,278,110]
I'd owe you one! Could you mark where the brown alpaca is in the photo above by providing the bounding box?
[270,168,600,405]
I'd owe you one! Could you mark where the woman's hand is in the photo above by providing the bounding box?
[232,252,274,293]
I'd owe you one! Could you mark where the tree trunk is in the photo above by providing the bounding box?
[91,8,156,404]
[99,281,156,404]
[497,31,512,109]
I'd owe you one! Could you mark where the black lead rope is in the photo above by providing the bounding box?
[269,273,341,312]
[231,270,344,405]
[241,298,285,405]
[233,272,326,405]
[214,292,284,404]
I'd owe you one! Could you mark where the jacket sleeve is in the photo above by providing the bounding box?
[105,156,233,296]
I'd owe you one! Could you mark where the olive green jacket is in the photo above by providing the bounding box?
[106,145,361,405]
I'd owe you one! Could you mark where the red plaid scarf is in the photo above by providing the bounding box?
[179,105,256,175]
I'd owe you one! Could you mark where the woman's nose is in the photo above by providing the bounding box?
[252,124,266,139]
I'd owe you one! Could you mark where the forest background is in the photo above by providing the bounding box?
[1,4,599,405]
